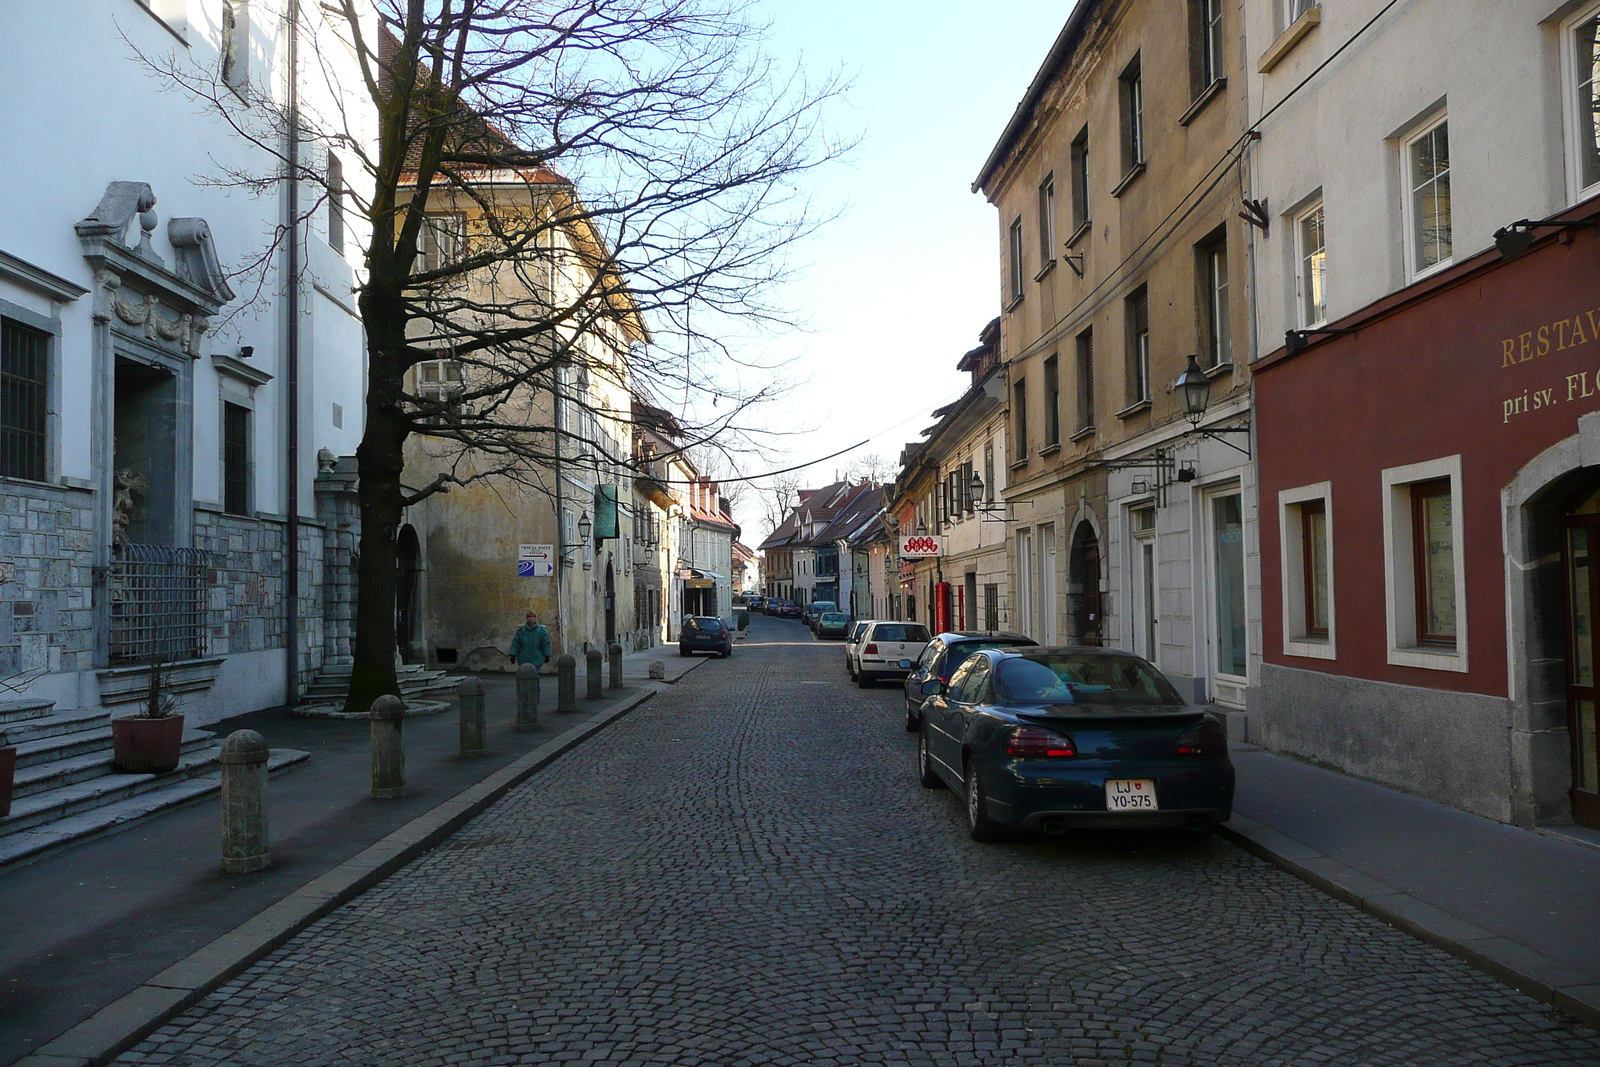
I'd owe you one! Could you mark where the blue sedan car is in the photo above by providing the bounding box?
[915,647,1234,841]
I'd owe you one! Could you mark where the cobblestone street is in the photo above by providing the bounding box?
[119,618,1600,1066]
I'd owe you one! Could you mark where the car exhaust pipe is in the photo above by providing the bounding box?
[1041,819,1067,835]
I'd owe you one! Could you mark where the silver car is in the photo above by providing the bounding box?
[844,619,876,679]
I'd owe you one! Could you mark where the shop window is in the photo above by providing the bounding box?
[1295,199,1328,328]
[1566,4,1600,197]
[1382,456,1467,671]
[1402,114,1452,278]
[1279,482,1335,660]
[1,317,49,482]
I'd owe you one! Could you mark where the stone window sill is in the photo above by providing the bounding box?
[1179,79,1227,127]
[1004,292,1024,313]
[1112,164,1146,199]
[1009,457,1030,472]
[1206,360,1235,379]
[1069,425,1096,442]
[1039,442,1062,456]
[1116,399,1152,420]
[1066,220,1092,249]
[1258,7,1320,74]
[1034,259,1057,282]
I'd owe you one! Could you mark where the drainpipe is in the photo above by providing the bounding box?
[552,370,565,652]
[283,1,302,706]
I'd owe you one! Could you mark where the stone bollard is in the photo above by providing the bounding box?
[458,677,486,756]
[648,660,666,680]
[556,653,578,713]
[370,694,406,799]
[515,662,540,732]
[586,647,604,699]
[608,643,624,690]
[220,729,270,874]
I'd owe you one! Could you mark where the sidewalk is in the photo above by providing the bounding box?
[0,648,700,1067]
[1223,742,1600,1028]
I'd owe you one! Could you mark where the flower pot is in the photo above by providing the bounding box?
[111,714,185,774]
[0,745,16,818]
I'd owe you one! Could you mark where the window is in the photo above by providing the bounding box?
[1008,216,1025,303]
[1284,0,1317,26]
[1211,492,1247,678]
[1279,482,1334,659]
[1198,0,1224,89]
[1125,288,1150,405]
[1200,235,1231,368]
[1070,126,1091,236]
[1012,377,1029,463]
[221,0,249,91]
[1296,200,1328,327]
[1381,456,1466,671]
[1075,328,1095,431]
[1570,9,1600,192]
[1043,355,1061,447]
[1,319,48,482]
[1038,174,1056,268]
[1120,55,1145,174]
[421,213,463,273]
[983,442,995,503]
[223,402,250,515]
[327,153,345,254]
[1404,117,1452,276]
[984,583,999,631]
[415,359,464,399]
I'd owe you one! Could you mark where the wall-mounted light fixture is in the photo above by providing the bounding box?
[1493,215,1600,261]
[1174,354,1252,458]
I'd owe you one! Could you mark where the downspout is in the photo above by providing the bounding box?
[284,1,302,706]
[553,369,565,653]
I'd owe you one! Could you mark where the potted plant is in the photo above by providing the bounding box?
[111,654,184,774]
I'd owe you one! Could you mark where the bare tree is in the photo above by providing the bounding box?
[145,1,846,711]
[843,451,892,485]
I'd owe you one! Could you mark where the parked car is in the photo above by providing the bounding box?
[903,632,1039,732]
[678,616,733,658]
[915,647,1235,842]
[855,621,932,688]
[844,619,875,678]
[805,600,838,631]
[747,595,766,613]
[773,600,802,620]
[814,611,851,639]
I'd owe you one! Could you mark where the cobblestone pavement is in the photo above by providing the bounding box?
[119,620,1600,1066]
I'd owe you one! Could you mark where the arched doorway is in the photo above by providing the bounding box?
[1068,521,1103,646]
[395,524,421,664]
[604,558,617,646]
[1561,485,1600,828]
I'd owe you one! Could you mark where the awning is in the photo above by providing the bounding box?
[687,569,726,582]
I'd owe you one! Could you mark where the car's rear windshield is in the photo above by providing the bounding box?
[872,624,930,642]
[686,617,725,632]
[995,654,1183,706]
[821,612,848,622]
[812,602,836,611]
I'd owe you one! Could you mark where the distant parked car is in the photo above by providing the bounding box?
[814,611,851,639]
[855,621,932,688]
[678,615,733,658]
[804,600,838,630]
[844,619,875,679]
[773,600,802,619]
[747,595,766,613]
[903,631,1039,732]
[916,647,1234,842]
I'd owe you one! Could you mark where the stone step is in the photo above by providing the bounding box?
[0,740,227,837]
[2,708,112,748]
[0,748,309,871]
[11,730,216,799]
[0,698,56,726]
[13,723,214,771]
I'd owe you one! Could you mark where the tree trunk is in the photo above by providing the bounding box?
[343,389,408,714]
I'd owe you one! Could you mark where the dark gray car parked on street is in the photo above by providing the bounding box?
[903,631,1038,731]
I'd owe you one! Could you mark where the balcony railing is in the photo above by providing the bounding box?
[110,544,217,664]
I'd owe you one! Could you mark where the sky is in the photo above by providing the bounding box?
[718,1,1074,542]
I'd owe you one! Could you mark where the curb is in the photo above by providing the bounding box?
[1219,815,1600,1031]
[15,683,667,1067]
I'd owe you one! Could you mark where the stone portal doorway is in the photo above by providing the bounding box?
[1561,488,1600,829]
[1068,522,1103,646]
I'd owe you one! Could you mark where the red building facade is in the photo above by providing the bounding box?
[1254,209,1600,830]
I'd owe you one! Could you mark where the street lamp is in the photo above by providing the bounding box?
[578,511,592,543]
[916,520,928,536]
[1175,354,1211,424]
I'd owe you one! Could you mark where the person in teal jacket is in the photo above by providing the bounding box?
[509,611,554,710]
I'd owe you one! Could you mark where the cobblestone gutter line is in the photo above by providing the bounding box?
[13,673,689,1067]
[1220,814,1600,1031]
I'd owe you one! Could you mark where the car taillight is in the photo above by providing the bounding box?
[1002,726,1076,758]
[864,643,878,654]
[1176,719,1227,756]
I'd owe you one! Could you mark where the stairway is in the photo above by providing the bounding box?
[298,662,461,708]
[0,698,307,869]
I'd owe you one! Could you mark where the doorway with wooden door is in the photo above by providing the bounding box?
[1561,489,1600,829]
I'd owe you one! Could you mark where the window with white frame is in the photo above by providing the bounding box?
[420,213,464,273]
[1296,200,1328,328]
[1381,455,1467,671]
[1125,286,1150,404]
[1199,0,1224,88]
[1279,482,1335,659]
[1199,233,1230,369]
[1403,115,1452,277]
[1283,0,1316,28]
[1038,174,1056,269]
[1070,126,1091,236]
[1565,6,1600,197]
[1120,55,1145,173]
[1008,216,1025,303]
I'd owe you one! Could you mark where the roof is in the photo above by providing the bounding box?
[812,483,883,546]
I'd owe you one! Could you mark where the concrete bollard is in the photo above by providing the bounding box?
[586,647,604,699]
[608,643,624,690]
[370,694,406,799]
[648,659,666,680]
[458,677,486,756]
[556,653,578,713]
[220,729,270,874]
[515,662,540,732]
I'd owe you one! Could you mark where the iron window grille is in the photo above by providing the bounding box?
[1,318,48,482]
[110,544,219,664]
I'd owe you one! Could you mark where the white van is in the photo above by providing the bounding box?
[856,621,932,688]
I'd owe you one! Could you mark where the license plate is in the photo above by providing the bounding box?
[1105,779,1158,811]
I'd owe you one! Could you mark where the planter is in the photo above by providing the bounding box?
[0,745,15,818]
[111,714,185,774]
